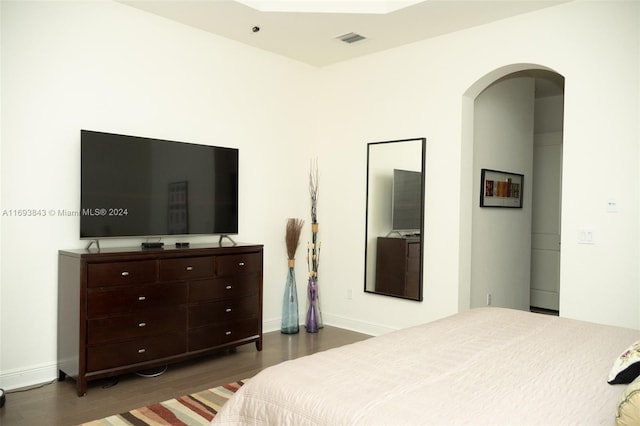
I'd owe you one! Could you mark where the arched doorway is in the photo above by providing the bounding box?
[459,64,564,313]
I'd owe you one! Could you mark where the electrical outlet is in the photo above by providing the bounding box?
[347,288,352,300]
[487,293,492,306]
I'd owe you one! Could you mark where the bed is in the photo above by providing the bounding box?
[212,307,640,425]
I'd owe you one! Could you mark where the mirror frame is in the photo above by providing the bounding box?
[364,137,426,301]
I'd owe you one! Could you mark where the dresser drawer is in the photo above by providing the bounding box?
[215,253,261,277]
[189,275,258,302]
[87,333,186,372]
[87,283,188,317]
[189,296,258,328]
[87,260,156,288]
[159,256,214,281]
[189,319,259,352]
[87,306,187,344]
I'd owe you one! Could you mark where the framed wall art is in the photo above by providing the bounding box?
[480,168,523,208]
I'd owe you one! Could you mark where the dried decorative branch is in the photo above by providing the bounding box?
[285,218,305,261]
[306,240,321,277]
[309,159,319,224]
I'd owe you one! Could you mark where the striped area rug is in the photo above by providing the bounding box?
[81,379,247,426]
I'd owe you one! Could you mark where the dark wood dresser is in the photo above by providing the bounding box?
[375,236,420,299]
[57,243,263,396]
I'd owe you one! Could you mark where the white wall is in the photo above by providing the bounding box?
[1,0,639,391]
[317,0,639,333]
[0,0,319,389]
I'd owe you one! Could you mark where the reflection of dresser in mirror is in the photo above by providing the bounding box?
[375,236,420,299]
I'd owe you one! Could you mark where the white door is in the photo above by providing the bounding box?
[530,132,562,311]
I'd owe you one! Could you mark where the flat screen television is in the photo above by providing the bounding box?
[80,130,238,239]
[391,168,422,233]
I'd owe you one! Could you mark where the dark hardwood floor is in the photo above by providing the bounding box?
[0,326,370,426]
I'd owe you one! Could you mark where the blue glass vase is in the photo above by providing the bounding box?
[281,264,299,334]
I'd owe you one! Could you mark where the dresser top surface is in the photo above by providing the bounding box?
[59,243,263,259]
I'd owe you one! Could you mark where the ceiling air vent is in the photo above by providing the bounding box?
[336,32,366,44]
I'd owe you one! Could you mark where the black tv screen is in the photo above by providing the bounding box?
[391,169,422,232]
[80,130,238,239]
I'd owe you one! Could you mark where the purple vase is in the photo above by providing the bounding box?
[306,278,319,333]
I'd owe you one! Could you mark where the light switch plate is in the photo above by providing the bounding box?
[578,229,595,244]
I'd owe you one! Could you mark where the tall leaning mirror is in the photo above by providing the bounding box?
[364,138,426,301]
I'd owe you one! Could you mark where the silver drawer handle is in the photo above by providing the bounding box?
[225,285,232,290]
[138,296,146,301]
[225,308,232,313]
[186,266,193,271]
[238,262,245,266]
[138,348,146,354]
[121,271,129,276]
[138,322,146,327]
[225,331,232,336]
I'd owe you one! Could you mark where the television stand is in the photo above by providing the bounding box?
[57,243,263,396]
[219,234,237,245]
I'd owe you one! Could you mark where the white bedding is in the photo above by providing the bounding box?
[212,308,639,425]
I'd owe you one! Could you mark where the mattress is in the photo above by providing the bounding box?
[212,307,639,425]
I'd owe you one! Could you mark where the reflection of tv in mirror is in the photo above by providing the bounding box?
[391,169,422,233]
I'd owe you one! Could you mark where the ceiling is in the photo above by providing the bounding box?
[118,0,571,68]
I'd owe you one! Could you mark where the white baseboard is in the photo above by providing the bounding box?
[0,362,58,391]
[263,313,396,337]
[263,317,281,333]
[321,312,397,336]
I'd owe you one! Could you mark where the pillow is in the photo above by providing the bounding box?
[609,341,640,385]
[616,376,640,425]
